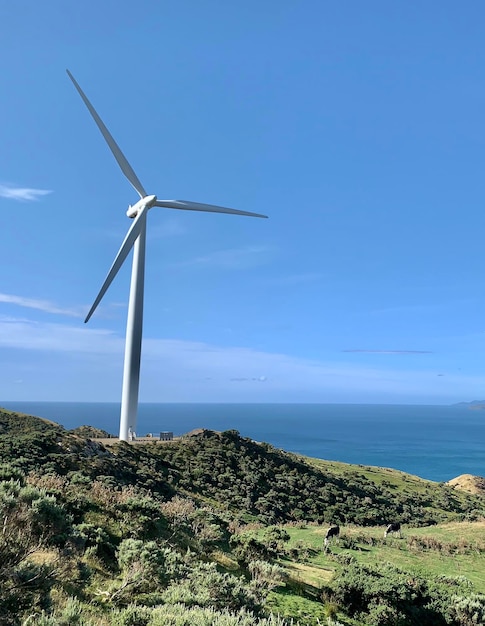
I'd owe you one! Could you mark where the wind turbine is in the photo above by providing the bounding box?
[67,70,268,442]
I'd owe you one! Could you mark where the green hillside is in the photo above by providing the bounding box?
[0,407,484,626]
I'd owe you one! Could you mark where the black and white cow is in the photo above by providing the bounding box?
[384,522,401,538]
[324,525,340,547]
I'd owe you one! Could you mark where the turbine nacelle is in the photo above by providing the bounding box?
[127,194,157,218]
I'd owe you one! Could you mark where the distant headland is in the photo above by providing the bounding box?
[453,400,485,410]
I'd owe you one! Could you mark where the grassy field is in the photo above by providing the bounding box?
[309,456,450,494]
[267,520,485,592]
[247,520,485,625]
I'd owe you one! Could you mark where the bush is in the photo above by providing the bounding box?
[109,539,185,604]
[161,562,263,614]
[331,562,430,621]
[364,601,407,626]
[448,594,485,626]
[0,463,24,483]
[146,604,291,626]
[109,604,152,626]
[0,483,73,624]
[248,560,287,591]
[75,522,115,561]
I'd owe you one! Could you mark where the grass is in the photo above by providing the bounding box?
[265,589,330,625]
[29,549,59,565]
[284,561,334,586]
[306,457,433,488]
[245,521,485,625]
[261,521,485,593]
[305,455,483,521]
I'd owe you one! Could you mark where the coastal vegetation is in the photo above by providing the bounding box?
[0,407,484,626]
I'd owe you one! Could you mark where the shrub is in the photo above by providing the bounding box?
[0,463,24,483]
[230,533,275,565]
[331,562,430,620]
[21,597,98,626]
[448,594,485,626]
[109,539,185,604]
[364,601,407,626]
[145,604,292,626]
[161,562,263,614]
[75,523,115,562]
[248,560,287,591]
[0,483,73,624]
[109,604,152,626]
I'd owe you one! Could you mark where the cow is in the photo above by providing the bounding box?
[384,522,401,538]
[324,525,340,548]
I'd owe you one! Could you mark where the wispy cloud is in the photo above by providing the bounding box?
[0,184,52,202]
[0,315,120,353]
[0,314,483,402]
[267,272,322,286]
[0,293,84,318]
[343,349,433,354]
[175,245,274,270]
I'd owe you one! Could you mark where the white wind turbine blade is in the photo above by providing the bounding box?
[154,199,268,219]
[84,205,149,323]
[66,70,147,199]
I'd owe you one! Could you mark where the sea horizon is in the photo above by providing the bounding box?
[2,401,484,483]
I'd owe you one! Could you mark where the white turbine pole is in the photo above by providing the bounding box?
[119,216,146,441]
[67,70,268,444]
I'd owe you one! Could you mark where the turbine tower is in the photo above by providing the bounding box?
[67,70,268,442]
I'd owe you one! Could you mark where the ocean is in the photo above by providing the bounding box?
[2,402,484,483]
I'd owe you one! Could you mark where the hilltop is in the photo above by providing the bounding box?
[0,406,484,625]
[1,407,480,526]
[447,473,485,495]
[0,407,62,434]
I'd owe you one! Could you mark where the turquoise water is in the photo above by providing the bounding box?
[3,401,484,482]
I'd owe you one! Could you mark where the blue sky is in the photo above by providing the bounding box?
[1,1,485,404]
